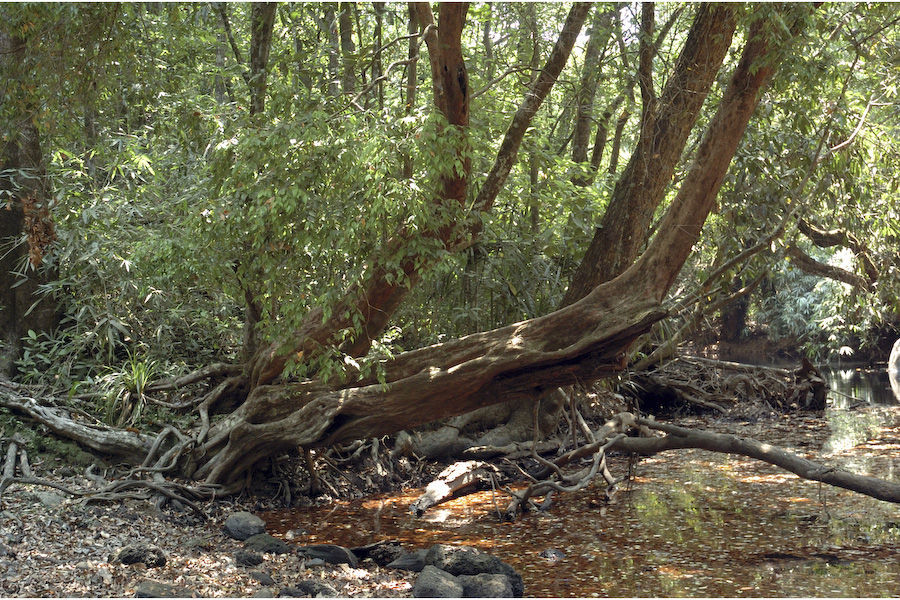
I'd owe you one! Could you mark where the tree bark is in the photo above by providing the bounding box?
[571,6,614,183]
[561,4,738,306]
[797,218,879,284]
[248,3,277,116]
[0,30,61,375]
[338,3,356,94]
[323,4,341,98]
[785,244,872,291]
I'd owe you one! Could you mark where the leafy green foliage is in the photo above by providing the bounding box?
[5,1,900,396]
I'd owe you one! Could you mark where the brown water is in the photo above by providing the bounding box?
[264,407,900,597]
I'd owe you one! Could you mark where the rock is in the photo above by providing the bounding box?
[184,535,214,551]
[283,528,308,541]
[458,573,515,597]
[386,549,428,572]
[412,565,463,598]
[134,579,192,598]
[118,544,167,568]
[235,549,264,567]
[352,540,403,566]
[252,588,275,598]
[244,534,292,555]
[223,511,267,541]
[425,544,523,597]
[33,491,66,508]
[539,547,566,561]
[250,571,275,586]
[279,580,339,597]
[297,544,358,567]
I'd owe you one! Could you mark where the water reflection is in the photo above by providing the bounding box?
[263,413,900,597]
[820,364,899,406]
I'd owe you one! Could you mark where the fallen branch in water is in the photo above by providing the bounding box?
[613,416,900,504]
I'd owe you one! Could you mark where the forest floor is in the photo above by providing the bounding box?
[0,464,421,597]
[1,357,898,597]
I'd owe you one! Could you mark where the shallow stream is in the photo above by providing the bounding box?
[264,369,900,597]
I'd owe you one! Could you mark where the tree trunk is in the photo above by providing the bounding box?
[570,6,614,183]
[0,30,61,375]
[192,2,812,485]
[561,3,738,306]
[323,4,341,98]
[247,2,591,388]
[338,3,356,94]
[237,3,277,363]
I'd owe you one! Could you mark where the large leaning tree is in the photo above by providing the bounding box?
[3,3,900,506]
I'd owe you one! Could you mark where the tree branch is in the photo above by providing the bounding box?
[613,417,900,504]
[785,244,872,291]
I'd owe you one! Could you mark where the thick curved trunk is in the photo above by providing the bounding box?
[561,4,739,305]
[197,288,664,483]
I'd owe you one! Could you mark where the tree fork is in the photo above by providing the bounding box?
[247,2,591,388]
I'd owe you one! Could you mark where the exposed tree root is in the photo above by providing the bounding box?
[626,356,826,417]
[145,362,243,393]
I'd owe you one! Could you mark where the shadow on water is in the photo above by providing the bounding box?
[264,373,900,597]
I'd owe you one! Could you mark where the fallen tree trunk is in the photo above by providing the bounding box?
[0,379,152,462]
[502,411,900,519]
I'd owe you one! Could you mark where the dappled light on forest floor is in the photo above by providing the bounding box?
[265,407,900,597]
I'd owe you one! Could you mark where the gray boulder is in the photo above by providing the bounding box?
[386,549,428,572]
[250,571,275,586]
[244,534,292,555]
[412,565,463,598]
[425,544,523,596]
[298,544,358,567]
[117,544,166,568]
[459,573,515,597]
[223,511,266,541]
